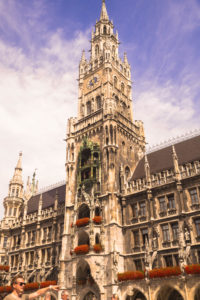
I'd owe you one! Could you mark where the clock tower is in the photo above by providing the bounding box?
[59,1,145,299]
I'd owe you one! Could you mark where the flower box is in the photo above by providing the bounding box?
[118,271,145,281]
[0,286,12,293]
[76,218,90,227]
[149,266,181,278]
[93,244,102,253]
[93,216,102,224]
[0,265,9,272]
[24,283,39,291]
[40,281,57,288]
[74,244,89,255]
[185,264,200,274]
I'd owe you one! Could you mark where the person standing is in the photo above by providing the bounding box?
[4,275,59,300]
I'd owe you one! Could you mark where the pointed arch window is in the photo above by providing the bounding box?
[86,101,91,115]
[112,45,115,55]
[95,45,99,57]
[114,76,117,88]
[121,82,125,94]
[103,25,107,34]
[96,96,101,110]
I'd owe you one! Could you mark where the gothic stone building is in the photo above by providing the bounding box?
[1,1,200,300]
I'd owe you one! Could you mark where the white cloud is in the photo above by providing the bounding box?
[0,29,90,219]
[134,77,199,148]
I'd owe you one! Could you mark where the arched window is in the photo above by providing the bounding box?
[114,76,117,88]
[95,233,100,244]
[110,125,113,144]
[112,45,115,55]
[78,204,90,219]
[86,101,91,115]
[95,45,99,56]
[125,166,130,180]
[121,82,125,93]
[103,25,107,34]
[96,96,101,109]
[95,207,100,216]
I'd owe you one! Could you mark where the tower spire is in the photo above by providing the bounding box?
[11,152,23,185]
[100,0,109,21]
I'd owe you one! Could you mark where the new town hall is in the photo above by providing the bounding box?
[0,1,200,300]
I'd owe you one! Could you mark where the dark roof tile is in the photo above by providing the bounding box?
[27,184,66,214]
[131,135,200,180]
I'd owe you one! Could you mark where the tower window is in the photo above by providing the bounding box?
[95,45,99,56]
[96,96,101,109]
[112,46,115,55]
[114,77,118,88]
[121,82,125,93]
[9,207,12,216]
[103,25,107,34]
[86,101,91,115]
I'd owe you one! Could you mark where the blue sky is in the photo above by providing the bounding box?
[0,0,200,219]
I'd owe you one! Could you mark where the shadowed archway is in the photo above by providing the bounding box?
[157,286,184,300]
[126,289,147,300]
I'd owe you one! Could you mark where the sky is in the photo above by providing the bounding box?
[0,0,200,219]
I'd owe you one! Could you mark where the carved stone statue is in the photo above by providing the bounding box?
[178,227,191,270]
[144,237,157,274]
[184,228,191,242]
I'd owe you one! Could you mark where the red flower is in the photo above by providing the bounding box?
[0,286,12,293]
[117,271,145,281]
[0,265,9,272]
[185,264,200,274]
[24,283,39,291]
[40,281,57,288]
[93,244,102,252]
[93,216,102,224]
[76,218,90,227]
[74,244,89,255]
[149,266,181,279]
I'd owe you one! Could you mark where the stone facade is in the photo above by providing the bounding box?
[0,1,200,300]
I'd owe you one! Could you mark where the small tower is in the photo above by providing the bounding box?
[3,152,24,221]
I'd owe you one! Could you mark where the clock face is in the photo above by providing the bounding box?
[87,75,99,89]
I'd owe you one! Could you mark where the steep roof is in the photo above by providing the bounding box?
[27,184,66,214]
[131,135,200,180]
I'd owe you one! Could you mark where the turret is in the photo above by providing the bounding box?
[3,152,24,221]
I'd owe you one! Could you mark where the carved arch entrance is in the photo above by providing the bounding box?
[76,259,100,300]
[157,286,184,300]
[194,285,200,300]
[126,289,147,300]
[83,291,97,300]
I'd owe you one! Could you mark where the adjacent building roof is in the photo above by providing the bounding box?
[132,135,200,180]
[27,184,66,214]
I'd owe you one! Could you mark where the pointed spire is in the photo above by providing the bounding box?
[144,155,151,186]
[124,52,128,64]
[100,0,109,21]
[10,152,23,185]
[38,194,43,215]
[16,152,22,170]
[80,50,86,63]
[31,169,37,194]
[172,145,181,180]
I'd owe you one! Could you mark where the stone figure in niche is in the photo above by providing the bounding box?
[184,227,191,243]
[112,241,119,283]
[95,260,104,284]
[144,237,157,274]
[178,227,191,271]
